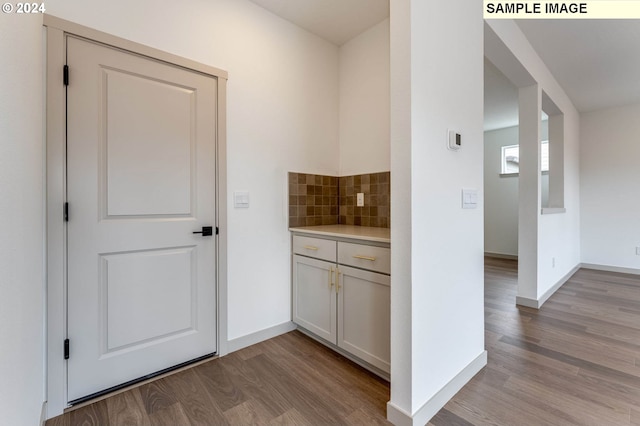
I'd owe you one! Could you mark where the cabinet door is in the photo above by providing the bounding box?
[337,265,390,373]
[293,255,337,344]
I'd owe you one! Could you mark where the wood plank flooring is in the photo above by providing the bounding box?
[430,258,640,426]
[46,330,390,425]
[47,258,640,425]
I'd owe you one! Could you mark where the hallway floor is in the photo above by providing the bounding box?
[432,258,640,425]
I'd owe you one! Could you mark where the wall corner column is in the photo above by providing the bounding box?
[516,84,542,305]
[388,0,413,420]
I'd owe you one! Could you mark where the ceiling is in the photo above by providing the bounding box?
[245,3,640,125]
[484,58,519,131]
[517,20,640,113]
[486,20,640,130]
[248,0,389,46]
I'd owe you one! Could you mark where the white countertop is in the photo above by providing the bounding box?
[289,225,390,244]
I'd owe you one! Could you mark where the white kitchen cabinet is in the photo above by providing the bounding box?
[292,254,336,343]
[291,230,390,376]
[337,265,390,373]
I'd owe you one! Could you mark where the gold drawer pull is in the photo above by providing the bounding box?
[353,255,376,261]
[304,245,319,251]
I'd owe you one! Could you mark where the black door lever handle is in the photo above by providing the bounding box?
[193,226,213,236]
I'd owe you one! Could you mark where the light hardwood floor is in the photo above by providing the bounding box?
[48,258,640,425]
[431,258,640,426]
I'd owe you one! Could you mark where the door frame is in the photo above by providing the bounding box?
[44,14,229,418]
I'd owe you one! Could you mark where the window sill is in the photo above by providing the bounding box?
[541,207,566,215]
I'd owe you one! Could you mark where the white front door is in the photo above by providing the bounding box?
[66,36,218,402]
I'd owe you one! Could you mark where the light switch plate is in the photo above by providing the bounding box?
[462,188,478,209]
[234,191,250,208]
[357,193,364,207]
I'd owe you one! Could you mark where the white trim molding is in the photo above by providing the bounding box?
[386,351,487,426]
[514,295,539,309]
[44,15,228,419]
[227,322,296,354]
[541,207,566,215]
[40,401,47,426]
[43,15,227,79]
[581,263,640,276]
[484,252,518,260]
[516,264,580,309]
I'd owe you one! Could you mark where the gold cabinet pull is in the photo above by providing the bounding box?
[353,255,376,261]
[304,245,318,251]
[328,266,334,289]
[335,267,341,294]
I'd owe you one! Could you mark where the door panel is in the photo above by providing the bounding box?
[66,36,217,402]
[293,255,337,343]
[101,247,196,352]
[103,68,195,217]
[337,265,390,373]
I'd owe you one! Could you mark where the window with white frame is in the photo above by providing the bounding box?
[501,141,549,174]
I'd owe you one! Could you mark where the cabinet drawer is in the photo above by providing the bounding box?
[338,242,390,274]
[293,235,336,262]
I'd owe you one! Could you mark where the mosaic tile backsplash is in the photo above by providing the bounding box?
[288,171,390,228]
[288,173,339,227]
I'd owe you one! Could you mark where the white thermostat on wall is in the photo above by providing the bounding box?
[448,130,461,151]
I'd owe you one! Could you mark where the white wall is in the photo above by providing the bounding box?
[0,13,45,425]
[389,0,485,423]
[484,126,519,256]
[487,20,581,302]
[581,103,640,271]
[45,0,340,342]
[339,18,390,176]
[484,123,549,257]
[408,0,485,412]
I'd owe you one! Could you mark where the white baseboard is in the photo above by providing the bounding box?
[484,252,518,260]
[387,350,487,426]
[516,264,581,309]
[226,321,296,354]
[541,207,566,215]
[581,263,640,276]
[40,401,47,426]
[539,264,580,306]
[387,402,413,426]
[515,295,539,309]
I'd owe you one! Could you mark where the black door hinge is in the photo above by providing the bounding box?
[64,202,69,222]
[64,339,70,360]
[216,226,219,235]
[63,65,69,86]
